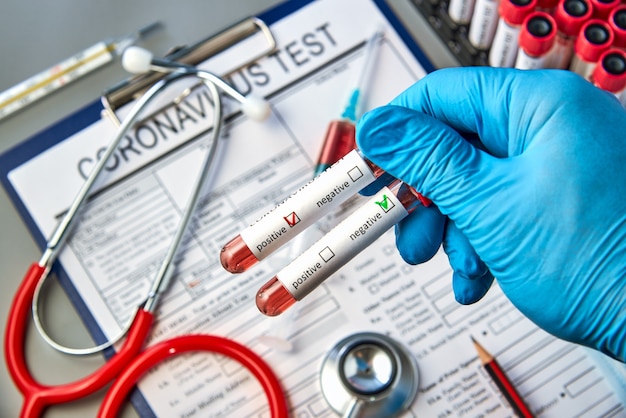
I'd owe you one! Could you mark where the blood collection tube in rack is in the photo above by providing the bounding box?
[468,0,501,50]
[255,182,424,317]
[448,0,477,25]
[552,0,594,69]
[489,0,538,67]
[609,6,626,50]
[591,49,626,105]
[570,19,615,80]
[515,12,558,69]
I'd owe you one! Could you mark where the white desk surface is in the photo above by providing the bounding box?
[0,1,455,416]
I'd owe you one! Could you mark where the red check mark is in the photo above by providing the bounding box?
[284,212,300,227]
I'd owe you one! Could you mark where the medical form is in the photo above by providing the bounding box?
[2,0,625,416]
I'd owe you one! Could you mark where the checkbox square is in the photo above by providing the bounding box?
[348,167,364,182]
[319,246,335,262]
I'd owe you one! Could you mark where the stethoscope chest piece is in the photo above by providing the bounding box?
[320,332,419,418]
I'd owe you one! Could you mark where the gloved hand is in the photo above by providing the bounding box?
[356,67,626,362]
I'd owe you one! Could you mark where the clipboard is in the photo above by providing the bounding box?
[0,0,435,416]
[3,1,626,417]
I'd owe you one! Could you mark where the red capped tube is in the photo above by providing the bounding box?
[609,6,626,50]
[489,0,538,67]
[314,120,356,177]
[515,12,558,69]
[570,19,616,79]
[552,0,593,68]
[591,49,626,103]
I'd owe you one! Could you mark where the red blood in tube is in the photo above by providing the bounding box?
[256,278,296,317]
[220,235,259,273]
[315,120,356,175]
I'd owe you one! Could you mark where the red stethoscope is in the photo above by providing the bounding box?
[4,46,289,417]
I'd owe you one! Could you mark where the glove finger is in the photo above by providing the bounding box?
[395,203,445,264]
[389,67,584,157]
[356,105,508,225]
[443,220,494,304]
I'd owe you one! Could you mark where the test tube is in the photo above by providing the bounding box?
[551,0,593,69]
[570,19,615,80]
[515,12,558,69]
[489,0,538,67]
[609,6,626,50]
[591,49,626,105]
[256,182,423,316]
[467,0,501,50]
[220,150,385,273]
[448,0,477,25]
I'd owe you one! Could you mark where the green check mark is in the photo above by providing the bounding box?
[375,194,390,210]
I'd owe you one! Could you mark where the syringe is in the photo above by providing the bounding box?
[0,22,162,121]
[313,30,383,177]
[256,181,424,316]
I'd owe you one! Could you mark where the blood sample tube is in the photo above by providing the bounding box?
[468,0,501,50]
[570,19,615,79]
[590,0,620,20]
[515,12,558,69]
[314,120,356,177]
[489,0,538,67]
[256,182,423,316]
[220,150,385,273]
[552,0,594,69]
[591,49,626,105]
[609,6,626,50]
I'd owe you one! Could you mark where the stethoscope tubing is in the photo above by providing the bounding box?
[98,334,289,417]
[5,65,287,417]
[5,263,153,417]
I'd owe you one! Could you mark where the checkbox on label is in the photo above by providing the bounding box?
[283,211,301,227]
[319,246,335,262]
[348,167,364,182]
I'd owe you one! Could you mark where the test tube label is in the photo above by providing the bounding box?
[239,149,377,260]
[276,186,409,300]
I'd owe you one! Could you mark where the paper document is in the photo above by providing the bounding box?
[4,0,625,416]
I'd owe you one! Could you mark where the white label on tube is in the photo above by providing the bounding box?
[448,0,476,25]
[276,186,409,300]
[489,20,521,67]
[569,56,595,81]
[515,49,551,70]
[240,149,377,260]
[551,36,575,70]
[468,0,500,50]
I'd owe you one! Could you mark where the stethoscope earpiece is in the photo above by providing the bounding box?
[121,46,155,74]
[121,46,271,121]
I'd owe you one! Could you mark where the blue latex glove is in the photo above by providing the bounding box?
[356,67,626,362]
